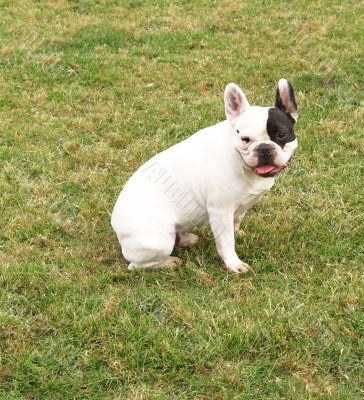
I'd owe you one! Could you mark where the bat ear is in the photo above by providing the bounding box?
[224,83,250,121]
[275,79,298,123]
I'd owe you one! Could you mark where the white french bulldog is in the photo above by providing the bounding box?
[111,79,298,273]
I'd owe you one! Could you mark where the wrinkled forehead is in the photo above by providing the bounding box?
[235,106,295,142]
[235,106,270,138]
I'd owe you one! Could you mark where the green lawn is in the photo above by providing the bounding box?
[0,0,363,399]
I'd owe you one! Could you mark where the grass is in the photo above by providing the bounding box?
[0,0,363,398]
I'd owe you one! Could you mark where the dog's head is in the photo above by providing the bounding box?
[225,79,298,177]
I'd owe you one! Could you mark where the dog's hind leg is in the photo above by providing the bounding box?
[120,228,182,271]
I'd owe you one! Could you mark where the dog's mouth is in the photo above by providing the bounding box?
[253,164,287,177]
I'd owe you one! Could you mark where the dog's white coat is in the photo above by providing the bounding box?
[111,81,298,272]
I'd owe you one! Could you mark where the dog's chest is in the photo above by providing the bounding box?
[238,192,263,209]
[235,178,274,213]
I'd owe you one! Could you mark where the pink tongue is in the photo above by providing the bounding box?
[255,165,275,174]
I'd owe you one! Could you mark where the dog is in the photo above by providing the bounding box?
[111,79,298,273]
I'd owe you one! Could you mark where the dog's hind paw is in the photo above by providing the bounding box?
[128,256,182,270]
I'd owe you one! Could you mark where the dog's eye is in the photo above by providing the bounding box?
[241,136,250,143]
[278,132,287,139]
[236,129,240,134]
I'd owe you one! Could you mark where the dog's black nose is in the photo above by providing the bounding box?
[257,143,273,156]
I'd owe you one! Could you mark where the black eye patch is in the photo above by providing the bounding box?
[266,108,296,148]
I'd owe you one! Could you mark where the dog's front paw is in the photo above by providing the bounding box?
[175,232,199,248]
[226,262,250,274]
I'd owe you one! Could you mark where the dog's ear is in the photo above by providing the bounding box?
[224,83,250,121]
[275,79,298,122]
